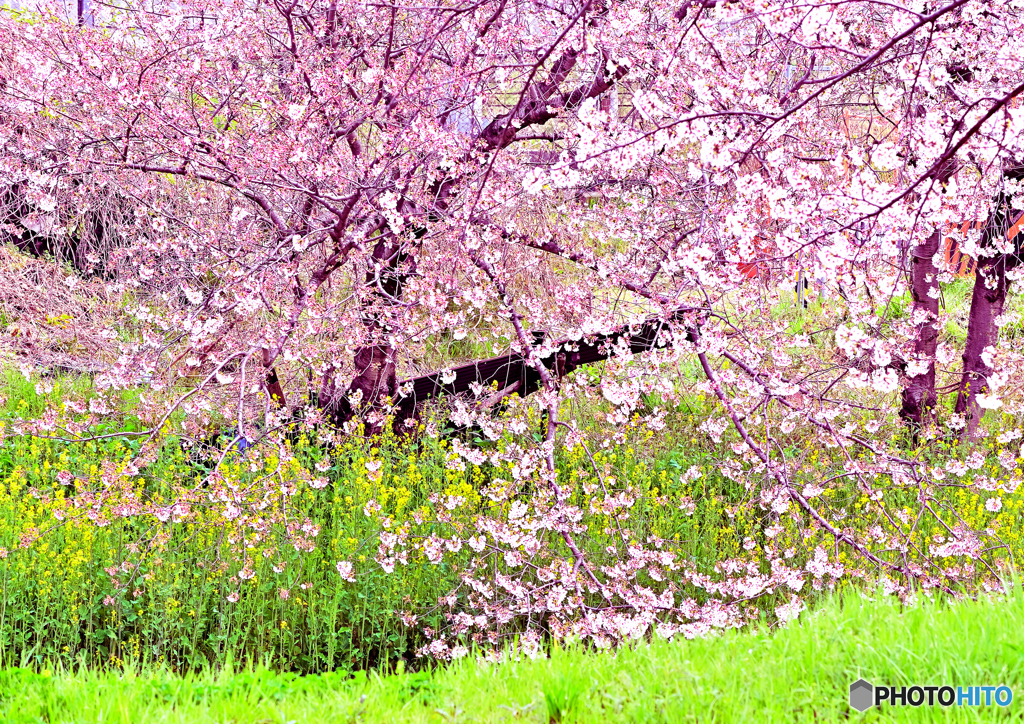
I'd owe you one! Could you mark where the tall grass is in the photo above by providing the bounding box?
[0,412,770,673]
[2,585,1023,722]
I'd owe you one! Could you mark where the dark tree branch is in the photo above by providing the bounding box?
[392,307,703,421]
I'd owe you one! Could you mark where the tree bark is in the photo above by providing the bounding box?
[899,229,941,429]
[261,347,286,408]
[898,158,960,433]
[954,203,1024,439]
[320,236,406,430]
[392,308,701,424]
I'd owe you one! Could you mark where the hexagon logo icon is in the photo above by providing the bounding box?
[850,679,873,712]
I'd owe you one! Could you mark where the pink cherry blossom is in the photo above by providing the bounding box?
[335,561,355,582]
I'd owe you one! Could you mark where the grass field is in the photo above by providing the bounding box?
[2,584,1022,723]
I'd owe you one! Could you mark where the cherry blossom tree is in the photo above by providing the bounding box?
[3,0,1024,652]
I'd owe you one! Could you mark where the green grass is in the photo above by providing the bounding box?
[2,586,1024,722]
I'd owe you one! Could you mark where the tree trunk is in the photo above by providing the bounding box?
[899,157,960,432]
[953,203,1024,439]
[954,254,1012,439]
[899,229,941,429]
[320,236,405,431]
[315,47,626,432]
[261,347,286,408]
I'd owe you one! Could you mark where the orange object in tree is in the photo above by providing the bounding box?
[943,213,1024,278]
[735,236,772,281]
[943,220,982,278]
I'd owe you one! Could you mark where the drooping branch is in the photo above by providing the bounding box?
[1,183,120,277]
[692,328,957,595]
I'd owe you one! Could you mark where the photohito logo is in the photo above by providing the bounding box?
[849,679,1013,712]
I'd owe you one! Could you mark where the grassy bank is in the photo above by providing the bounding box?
[2,586,1022,723]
